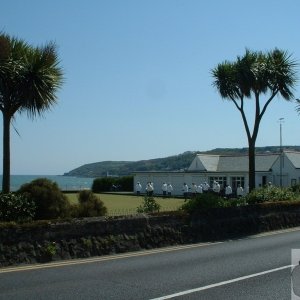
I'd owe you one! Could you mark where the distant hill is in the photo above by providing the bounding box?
[64,146,300,178]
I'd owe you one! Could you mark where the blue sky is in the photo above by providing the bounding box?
[1,0,300,175]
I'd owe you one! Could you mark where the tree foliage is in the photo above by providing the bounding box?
[212,49,298,191]
[92,176,133,192]
[137,196,160,213]
[0,192,36,222]
[0,33,63,192]
[18,178,70,220]
[72,190,107,217]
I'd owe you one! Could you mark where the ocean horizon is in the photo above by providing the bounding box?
[0,175,95,191]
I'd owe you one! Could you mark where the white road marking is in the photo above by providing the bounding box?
[149,265,293,300]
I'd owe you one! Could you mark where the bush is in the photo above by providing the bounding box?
[137,196,160,213]
[92,177,115,192]
[244,186,296,204]
[72,190,107,217]
[92,176,134,192]
[291,183,300,194]
[18,178,71,220]
[181,193,227,213]
[115,176,133,192]
[0,193,36,222]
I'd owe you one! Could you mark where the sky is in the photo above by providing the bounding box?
[1,0,300,175]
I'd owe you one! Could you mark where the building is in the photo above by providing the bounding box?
[133,151,300,196]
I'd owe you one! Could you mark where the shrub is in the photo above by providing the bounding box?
[137,196,160,213]
[42,242,57,257]
[244,186,296,204]
[92,176,134,192]
[18,178,71,220]
[115,176,133,192]
[0,192,36,222]
[78,189,95,204]
[72,190,107,217]
[181,193,227,213]
[291,183,300,194]
[92,177,115,192]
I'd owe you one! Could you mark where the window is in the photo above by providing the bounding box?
[291,179,297,186]
[231,177,245,189]
[209,177,227,189]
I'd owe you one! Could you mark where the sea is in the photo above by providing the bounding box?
[0,175,95,192]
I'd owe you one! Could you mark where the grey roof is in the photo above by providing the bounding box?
[189,153,279,172]
[285,151,300,168]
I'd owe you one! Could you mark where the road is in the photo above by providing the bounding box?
[1,228,300,299]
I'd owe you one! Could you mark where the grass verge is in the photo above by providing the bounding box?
[65,193,184,216]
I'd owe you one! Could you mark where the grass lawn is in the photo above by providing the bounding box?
[65,193,184,216]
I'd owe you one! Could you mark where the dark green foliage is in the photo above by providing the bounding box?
[291,184,300,194]
[92,177,115,192]
[72,190,107,217]
[137,196,160,213]
[244,186,296,204]
[0,33,63,193]
[18,178,71,220]
[181,193,227,213]
[91,176,133,192]
[115,176,133,191]
[0,193,36,222]
[78,189,96,204]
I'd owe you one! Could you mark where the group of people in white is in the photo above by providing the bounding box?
[135,181,248,199]
[136,181,174,197]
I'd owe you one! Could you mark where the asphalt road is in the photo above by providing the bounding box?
[1,228,300,300]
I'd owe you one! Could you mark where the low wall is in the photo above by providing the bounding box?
[1,202,300,267]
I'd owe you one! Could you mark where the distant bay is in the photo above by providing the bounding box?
[0,175,95,191]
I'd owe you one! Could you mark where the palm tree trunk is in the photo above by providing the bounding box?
[2,112,11,193]
[248,140,256,192]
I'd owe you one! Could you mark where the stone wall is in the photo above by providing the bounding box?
[1,202,300,267]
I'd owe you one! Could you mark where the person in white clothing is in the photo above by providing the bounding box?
[212,181,220,195]
[167,183,173,197]
[225,184,232,199]
[146,182,154,196]
[161,182,168,197]
[236,185,244,197]
[136,182,142,196]
[182,183,189,200]
[196,184,203,194]
[191,183,197,198]
[202,182,210,193]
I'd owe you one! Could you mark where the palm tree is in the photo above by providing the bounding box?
[0,33,63,193]
[212,49,297,192]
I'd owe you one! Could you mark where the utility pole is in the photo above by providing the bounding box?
[279,118,284,187]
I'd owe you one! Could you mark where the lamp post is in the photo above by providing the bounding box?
[279,118,284,187]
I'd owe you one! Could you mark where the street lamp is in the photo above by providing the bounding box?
[279,118,284,187]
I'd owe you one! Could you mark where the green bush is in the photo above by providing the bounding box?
[18,178,71,220]
[92,176,134,192]
[78,189,95,204]
[291,183,300,194]
[244,186,296,204]
[137,196,160,213]
[181,193,228,213]
[115,176,133,192]
[92,177,115,192]
[0,193,36,222]
[72,190,107,217]
[42,242,57,257]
